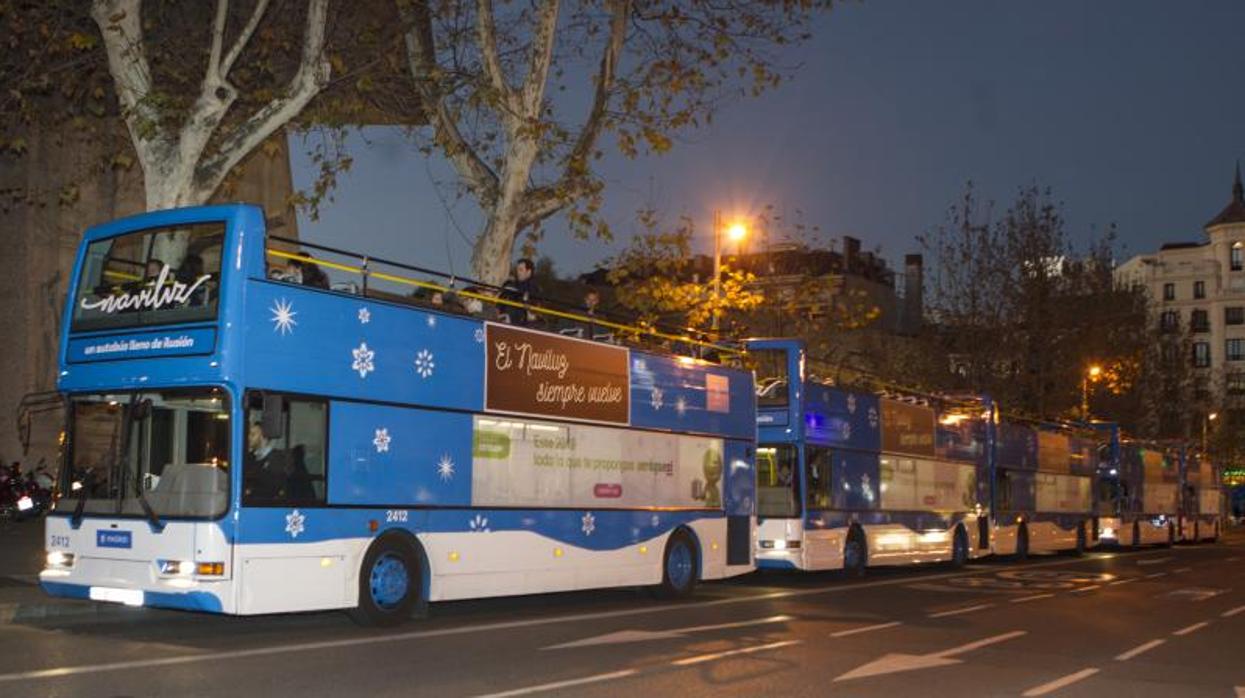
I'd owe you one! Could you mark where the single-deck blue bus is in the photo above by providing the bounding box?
[748,338,990,572]
[988,418,1097,557]
[43,204,757,624]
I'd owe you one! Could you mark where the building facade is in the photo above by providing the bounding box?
[1116,166,1245,402]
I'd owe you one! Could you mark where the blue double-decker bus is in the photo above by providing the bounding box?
[988,418,1097,557]
[42,204,757,624]
[748,338,990,572]
[1095,428,1180,547]
[1177,446,1221,543]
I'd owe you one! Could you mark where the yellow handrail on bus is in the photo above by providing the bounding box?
[264,248,741,357]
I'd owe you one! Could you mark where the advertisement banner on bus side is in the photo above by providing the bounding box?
[484,324,630,425]
[470,415,723,509]
[67,327,216,363]
[880,399,936,457]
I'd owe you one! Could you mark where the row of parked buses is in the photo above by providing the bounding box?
[42,204,1221,625]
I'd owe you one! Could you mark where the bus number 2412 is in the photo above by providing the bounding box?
[385,510,408,523]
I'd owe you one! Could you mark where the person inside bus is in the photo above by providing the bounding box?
[296,254,331,289]
[500,258,537,326]
[244,422,289,501]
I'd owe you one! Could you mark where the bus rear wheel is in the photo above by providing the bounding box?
[1014,525,1029,561]
[844,528,867,577]
[654,531,698,599]
[349,537,421,627]
[950,526,969,568]
[1074,523,1086,556]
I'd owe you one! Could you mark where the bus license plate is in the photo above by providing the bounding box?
[89,586,144,606]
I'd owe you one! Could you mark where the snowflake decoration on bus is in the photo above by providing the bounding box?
[867,406,879,429]
[840,421,852,441]
[474,328,485,343]
[846,393,857,414]
[581,512,596,536]
[675,396,688,417]
[650,513,660,528]
[469,514,489,533]
[414,349,435,378]
[357,307,371,324]
[373,428,391,453]
[436,454,455,481]
[285,509,305,539]
[650,387,664,411]
[351,342,375,378]
[270,298,297,336]
[426,314,437,329]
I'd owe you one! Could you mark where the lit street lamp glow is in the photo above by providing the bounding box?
[712,213,749,332]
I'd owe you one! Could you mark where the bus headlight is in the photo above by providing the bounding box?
[46,551,75,569]
[157,560,194,577]
[1100,527,1116,540]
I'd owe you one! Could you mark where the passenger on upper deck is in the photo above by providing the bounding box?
[500,258,537,326]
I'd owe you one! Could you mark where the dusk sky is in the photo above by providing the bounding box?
[290,0,1245,279]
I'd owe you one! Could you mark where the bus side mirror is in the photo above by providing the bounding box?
[261,393,285,440]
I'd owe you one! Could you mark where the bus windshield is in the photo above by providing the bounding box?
[71,223,225,332]
[64,389,231,519]
[757,444,800,517]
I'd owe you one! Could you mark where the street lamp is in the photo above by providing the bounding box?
[1204,411,1219,455]
[1081,364,1102,421]
[711,212,748,332]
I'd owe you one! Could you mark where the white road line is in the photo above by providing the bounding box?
[1137,557,1172,566]
[1173,621,1210,636]
[472,670,639,698]
[1011,593,1055,604]
[928,603,993,618]
[831,621,902,638]
[1145,572,1168,579]
[1072,585,1100,593]
[678,615,795,634]
[933,630,1027,659]
[671,639,801,666]
[1221,605,1245,618]
[1115,639,1165,661]
[1227,557,1240,562]
[1173,567,1193,573]
[0,550,1168,684]
[1022,668,1101,697]
[1108,578,1137,586]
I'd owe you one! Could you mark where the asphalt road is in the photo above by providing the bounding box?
[1,524,1243,697]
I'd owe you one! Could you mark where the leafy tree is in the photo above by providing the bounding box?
[392,0,832,285]
[605,210,763,336]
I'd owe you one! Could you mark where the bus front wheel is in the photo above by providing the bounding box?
[349,536,422,627]
[950,526,969,568]
[1014,525,1030,561]
[844,527,867,577]
[654,531,699,599]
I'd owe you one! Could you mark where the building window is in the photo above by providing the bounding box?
[1228,339,1245,362]
[1193,342,1211,367]
[1229,372,1245,396]
[1191,309,1210,333]
[1233,243,1244,271]
[1194,280,1206,299]
[1163,282,1175,301]
[1227,307,1245,326]
[1160,310,1180,333]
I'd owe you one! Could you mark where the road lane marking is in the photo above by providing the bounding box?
[0,551,1171,684]
[1072,585,1100,593]
[1137,557,1172,566]
[544,614,794,649]
[1221,605,1245,618]
[1108,578,1137,586]
[1173,621,1210,636]
[1145,572,1168,579]
[928,603,993,618]
[831,621,902,638]
[671,639,801,666]
[834,631,1026,681]
[1227,557,1240,562]
[1115,639,1165,661]
[1022,668,1101,696]
[1010,593,1055,603]
[1173,567,1193,573]
[473,669,639,698]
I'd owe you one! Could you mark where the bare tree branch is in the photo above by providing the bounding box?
[474,0,519,114]
[91,0,164,154]
[518,0,559,116]
[221,0,272,77]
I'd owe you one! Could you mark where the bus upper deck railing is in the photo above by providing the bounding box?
[263,235,744,362]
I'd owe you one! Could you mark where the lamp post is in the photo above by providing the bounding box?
[711,211,748,332]
[1204,411,1218,455]
[1081,364,1102,421]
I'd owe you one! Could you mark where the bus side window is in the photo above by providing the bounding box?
[805,446,832,510]
[243,392,328,506]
